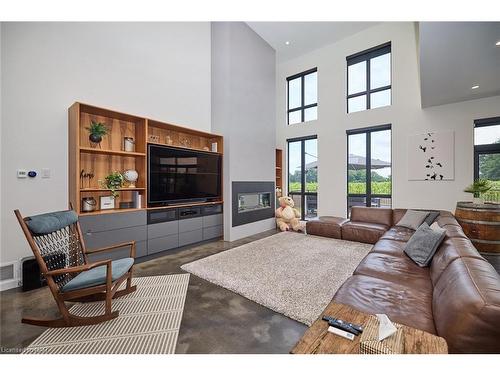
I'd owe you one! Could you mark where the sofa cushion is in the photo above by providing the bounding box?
[432,257,500,353]
[333,274,436,334]
[404,223,446,267]
[396,210,430,230]
[392,209,407,226]
[430,237,484,285]
[380,226,414,242]
[354,252,432,290]
[61,258,134,292]
[350,206,393,227]
[370,239,406,257]
[306,216,347,239]
[342,221,388,244]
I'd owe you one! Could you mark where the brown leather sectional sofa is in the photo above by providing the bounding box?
[307,206,500,353]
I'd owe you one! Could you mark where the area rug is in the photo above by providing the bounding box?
[181,232,371,326]
[23,274,190,354]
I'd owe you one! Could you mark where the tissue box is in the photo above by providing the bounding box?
[359,316,404,354]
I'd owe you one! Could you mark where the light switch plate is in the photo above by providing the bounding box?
[41,168,51,178]
[17,169,28,178]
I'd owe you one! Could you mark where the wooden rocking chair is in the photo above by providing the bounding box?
[15,208,137,327]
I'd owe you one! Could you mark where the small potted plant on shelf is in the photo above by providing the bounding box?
[464,178,492,204]
[100,171,124,198]
[86,120,108,145]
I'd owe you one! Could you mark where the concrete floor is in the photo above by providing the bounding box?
[0,229,307,354]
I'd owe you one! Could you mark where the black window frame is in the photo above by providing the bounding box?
[473,116,500,180]
[286,67,318,125]
[346,42,391,113]
[287,135,318,221]
[346,124,392,217]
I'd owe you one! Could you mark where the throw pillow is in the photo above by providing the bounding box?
[424,211,440,226]
[396,210,430,230]
[404,222,446,267]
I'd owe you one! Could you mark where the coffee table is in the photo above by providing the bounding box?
[291,302,448,354]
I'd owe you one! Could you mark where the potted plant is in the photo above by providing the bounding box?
[100,171,124,198]
[464,178,492,204]
[86,120,108,144]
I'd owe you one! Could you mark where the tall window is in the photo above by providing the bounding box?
[474,117,500,202]
[347,42,391,113]
[287,136,318,220]
[347,125,392,216]
[287,68,318,125]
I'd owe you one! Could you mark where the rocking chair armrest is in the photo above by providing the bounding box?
[44,259,112,276]
[85,241,136,258]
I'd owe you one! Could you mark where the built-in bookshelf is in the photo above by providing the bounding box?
[69,102,223,216]
[276,148,283,193]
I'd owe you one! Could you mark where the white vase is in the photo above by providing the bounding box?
[472,197,484,205]
[123,169,139,188]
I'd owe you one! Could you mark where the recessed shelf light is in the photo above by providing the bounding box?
[471,85,480,90]
[285,41,290,46]
[496,40,500,46]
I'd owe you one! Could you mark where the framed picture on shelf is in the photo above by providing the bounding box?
[100,195,115,210]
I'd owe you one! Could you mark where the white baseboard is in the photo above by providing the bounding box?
[0,278,20,291]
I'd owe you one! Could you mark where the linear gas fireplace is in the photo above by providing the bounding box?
[232,181,275,227]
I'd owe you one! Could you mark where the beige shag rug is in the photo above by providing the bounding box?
[181,232,371,326]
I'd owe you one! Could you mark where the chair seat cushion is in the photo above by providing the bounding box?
[61,258,134,292]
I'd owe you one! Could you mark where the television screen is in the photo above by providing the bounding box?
[148,144,222,205]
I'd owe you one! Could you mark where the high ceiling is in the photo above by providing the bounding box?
[419,22,500,107]
[246,22,379,62]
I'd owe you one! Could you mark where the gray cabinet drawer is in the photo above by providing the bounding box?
[87,240,147,262]
[80,210,146,233]
[203,213,223,228]
[83,226,147,250]
[179,229,203,247]
[203,225,223,240]
[147,221,178,239]
[147,234,179,255]
[179,217,203,233]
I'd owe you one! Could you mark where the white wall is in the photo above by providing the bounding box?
[1,22,212,265]
[276,22,500,218]
[211,22,276,241]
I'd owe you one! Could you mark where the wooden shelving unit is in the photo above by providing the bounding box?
[276,149,283,193]
[69,102,223,216]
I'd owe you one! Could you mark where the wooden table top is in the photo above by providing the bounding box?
[291,302,448,354]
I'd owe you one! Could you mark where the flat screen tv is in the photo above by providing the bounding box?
[148,144,222,206]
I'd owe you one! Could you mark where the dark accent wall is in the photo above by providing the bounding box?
[232,181,275,227]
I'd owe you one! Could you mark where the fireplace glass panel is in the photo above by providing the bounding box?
[238,192,272,213]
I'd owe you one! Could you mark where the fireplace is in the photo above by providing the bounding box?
[232,181,275,227]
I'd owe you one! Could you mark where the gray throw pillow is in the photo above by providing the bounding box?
[423,211,440,226]
[396,210,430,230]
[404,222,446,267]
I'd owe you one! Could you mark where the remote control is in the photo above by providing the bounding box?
[322,315,363,334]
[322,316,360,336]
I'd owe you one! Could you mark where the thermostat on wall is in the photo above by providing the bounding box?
[17,169,28,178]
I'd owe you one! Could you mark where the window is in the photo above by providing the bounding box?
[287,68,318,124]
[347,125,392,216]
[287,136,318,220]
[347,43,391,113]
[474,117,500,202]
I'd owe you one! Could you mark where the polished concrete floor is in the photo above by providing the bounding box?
[0,229,307,354]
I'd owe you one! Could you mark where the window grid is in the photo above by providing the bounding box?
[473,117,500,181]
[347,42,391,113]
[287,68,317,125]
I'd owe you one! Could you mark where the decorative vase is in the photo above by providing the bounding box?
[123,169,139,188]
[89,134,102,144]
[472,197,484,205]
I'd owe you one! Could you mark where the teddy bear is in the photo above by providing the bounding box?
[275,196,303,232]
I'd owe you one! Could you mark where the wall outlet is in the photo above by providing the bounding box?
[17,169,27,178]
[41,168,51,178]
